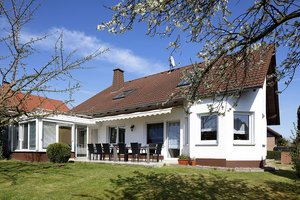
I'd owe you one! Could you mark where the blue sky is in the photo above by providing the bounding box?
[1,0,299,139]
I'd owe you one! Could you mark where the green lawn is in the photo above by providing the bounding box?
[0,161,299,200]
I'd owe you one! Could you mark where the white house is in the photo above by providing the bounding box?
[8,45,280,167]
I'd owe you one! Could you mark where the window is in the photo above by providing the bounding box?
[21,122,36,150]
[113,89,135,100]
[177,80,190,87]
[109,127,117,143]
[109,126,125,144]
[147,123,163,144]
[29,122,36,150]
[200,115,218,141]
[234,112,253,143]
[43,122,56,149]
[12,124,19,150]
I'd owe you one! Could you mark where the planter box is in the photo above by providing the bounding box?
[178,159,189,165]
[190,160,196,166]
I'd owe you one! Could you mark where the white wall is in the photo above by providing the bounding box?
[189,81,267,161]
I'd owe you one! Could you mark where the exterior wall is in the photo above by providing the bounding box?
[267,136,276,151]
[189,81,267,167]
[93,107,187,160]
[11,151,75,162]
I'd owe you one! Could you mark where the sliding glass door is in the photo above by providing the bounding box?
[76,126,87,157]
[167,122,180,158]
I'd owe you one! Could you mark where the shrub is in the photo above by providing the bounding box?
[267,151,281,160]
[47,143,71,163]
[290,144,300,178]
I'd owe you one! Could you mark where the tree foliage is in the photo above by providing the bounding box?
[99,0,300,108]
[0,0,103,127]
[291,105,300,178]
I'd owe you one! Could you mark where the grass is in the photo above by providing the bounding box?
[0,160,299,200]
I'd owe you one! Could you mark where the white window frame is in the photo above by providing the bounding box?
[20,121,36,151]
[107,126,126,144]
[233,112,255,145]
[198,113,218,145]
[42,121,57,149]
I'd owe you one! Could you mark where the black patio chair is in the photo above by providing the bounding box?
[118,143,127,161]
[95,143,103,160]
[102,143,111,161]
[87,144,95,160]
[152,143,163,162]
[130,142,141,162]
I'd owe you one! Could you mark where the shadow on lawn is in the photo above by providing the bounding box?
[104,171,299,200]
[0,161,77,186]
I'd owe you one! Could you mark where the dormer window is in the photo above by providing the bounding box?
[177,80,190,87]
[113,89,135,100]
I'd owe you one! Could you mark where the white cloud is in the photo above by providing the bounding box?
[20,27,166,75]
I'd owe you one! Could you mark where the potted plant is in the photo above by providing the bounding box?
[178,154,189,165]
[189,157,196,166]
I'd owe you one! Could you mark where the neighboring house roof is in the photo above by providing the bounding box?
[1,83,69,113]
[267,127,282,139]
[73,45,279,125]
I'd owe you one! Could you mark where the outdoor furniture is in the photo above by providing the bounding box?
[118,143,127,161]
[95,143,103,160]
[87,144,96,160]
[130,142,142,162]
[152,143,162,162]
[102,143,112,160]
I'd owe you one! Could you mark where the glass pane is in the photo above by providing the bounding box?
[201,115,217,140]
[109,127,117,143]
[23,124,28,149]
[29,122,36,150]
[234,114,249,140]
[168,122,180,158]
[77,126,87,157]
[12,124,19,150]
[118,127,125,143]
[43,122,56,149]
[147,123,163,144]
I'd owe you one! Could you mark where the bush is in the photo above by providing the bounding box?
[178,154,189,160]
[291,143,300,178]
[267,151,281,160]
[47,143,71,163]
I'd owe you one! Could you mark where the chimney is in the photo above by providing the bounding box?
[2,81,10,91]
[112,68,124,91]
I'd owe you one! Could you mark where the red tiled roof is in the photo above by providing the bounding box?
[2,90,69,113]
[72,45,275,117]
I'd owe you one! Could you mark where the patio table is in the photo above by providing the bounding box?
[111,145,157,163]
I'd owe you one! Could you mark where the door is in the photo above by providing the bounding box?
[76,126,87,157]
[59,126,71,146]
[167,122,180,158]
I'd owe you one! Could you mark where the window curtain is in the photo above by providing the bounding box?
[168,122,180,149]
[43,122,56,148]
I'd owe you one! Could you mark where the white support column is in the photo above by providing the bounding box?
[163,121,167,159]
[56,124,59,143]
[71,124,75,152]
[74,125,77,157]
[38,119,43,151]
[19,124,23,150]
[35,118,39,151]
[86,126,89,158]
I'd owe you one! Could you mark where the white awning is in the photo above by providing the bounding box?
[95,108,173,122]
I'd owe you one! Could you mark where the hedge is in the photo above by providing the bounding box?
[267,151,281,160]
